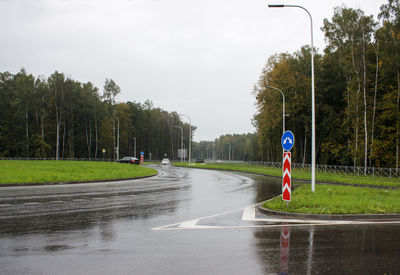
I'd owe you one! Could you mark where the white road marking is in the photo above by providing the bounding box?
[0,204,12,207]
[153,206,248,231]
[153,204,400,231]
[179,219,199,228]
[49,200,64,203]
[155,223,343,231]
[241,205,256,220]
[73,199,87,202]
[241,205,345,224]
[23,202,41,205]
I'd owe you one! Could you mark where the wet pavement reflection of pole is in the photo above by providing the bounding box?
[306,227,314,275]
[279,224,290,275]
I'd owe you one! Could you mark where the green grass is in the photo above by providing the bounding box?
[263,184,400,214]
[173,162,400,187]
[0,160,158,184]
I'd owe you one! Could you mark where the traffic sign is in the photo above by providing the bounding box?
[282,152,291,202]
[140,151,144,155]
[281,130,294,151]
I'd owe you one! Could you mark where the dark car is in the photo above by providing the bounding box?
[195,159,205,163]
[118,157,140,164]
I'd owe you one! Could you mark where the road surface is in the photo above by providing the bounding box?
[0,165,399,274]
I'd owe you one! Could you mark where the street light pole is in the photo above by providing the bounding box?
[117,118,120,161]
[173,126,184,162]
[212,142,215,161]
[266,86,285,134]
[268,4,316,192]
[133,137,136,157]
[228,143,232,162]
[179,113,192,164]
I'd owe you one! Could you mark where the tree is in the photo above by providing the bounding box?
[322,6,377,172]
[48,71,66,160]
[103,78,121,160]
[379,0,400,169]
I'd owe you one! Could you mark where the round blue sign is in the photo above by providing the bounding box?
[281,131,295,151]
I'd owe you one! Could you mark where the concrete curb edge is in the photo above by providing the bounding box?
[257,198,400,221]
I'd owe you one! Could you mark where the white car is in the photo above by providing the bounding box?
[161,158,170,165]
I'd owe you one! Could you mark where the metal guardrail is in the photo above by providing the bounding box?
[206,160,400,178]
[0,157,115,162]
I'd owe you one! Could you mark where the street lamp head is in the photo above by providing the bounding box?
[268,4,284,8]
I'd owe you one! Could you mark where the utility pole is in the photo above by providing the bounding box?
[268,4,316,192]
[133,137,136,157]
[117,119,120,161]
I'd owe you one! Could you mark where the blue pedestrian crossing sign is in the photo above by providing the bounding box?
[281,130,294,151]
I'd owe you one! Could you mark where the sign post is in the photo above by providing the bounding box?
[281,131,294,203]
[140,151,144,164]
[282,152,291,202]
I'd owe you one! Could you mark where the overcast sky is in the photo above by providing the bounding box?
[0,0,386,141]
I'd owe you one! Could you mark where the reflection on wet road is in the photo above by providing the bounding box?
[0,165,399,274]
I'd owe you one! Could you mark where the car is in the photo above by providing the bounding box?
[118,157,140,164]
[161,158,170,165]
[195,159,205,163]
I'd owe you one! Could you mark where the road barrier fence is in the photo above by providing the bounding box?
[1,157,399,178]
[207,160,400,178]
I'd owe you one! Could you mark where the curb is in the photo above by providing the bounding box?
[0,172,159,187]
[257,199,400,221]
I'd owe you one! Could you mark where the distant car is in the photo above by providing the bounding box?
[195,159,205,163]
[118,157,140,165]
[161,158,170,165]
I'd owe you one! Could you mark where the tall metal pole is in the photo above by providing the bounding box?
[266,86,285,133]
[117,119,120,161]
[228,143,232,162]
[173,126,183,162]
[212,142,215,161]
[179,114,192,164]
[268,4,316,192]
[133,137,136,157]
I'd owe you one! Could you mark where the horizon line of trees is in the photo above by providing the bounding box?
[192,133,259,161]
[0,69,194,160]
[253,0,400,169]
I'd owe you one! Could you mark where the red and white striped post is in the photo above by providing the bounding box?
[282,152,291,202]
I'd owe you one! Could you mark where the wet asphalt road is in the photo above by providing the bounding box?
[0,165,399,274]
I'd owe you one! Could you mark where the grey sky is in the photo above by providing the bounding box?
[0,0,385,141]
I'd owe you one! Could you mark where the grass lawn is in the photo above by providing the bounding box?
[263,184,400,214]
[0,160,158,184]
[173,162,400,188]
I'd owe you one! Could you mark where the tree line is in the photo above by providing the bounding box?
[0,70,192,160]
[192,133,259,161]
[253,0,400,169]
